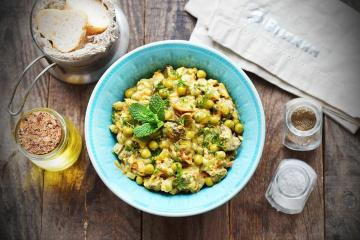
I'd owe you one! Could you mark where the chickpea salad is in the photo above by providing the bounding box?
[109,66,244,194]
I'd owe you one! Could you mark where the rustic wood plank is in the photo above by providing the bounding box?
[324,119,360,240]
[0,1,48,239]
[40,1,145,240]
[324,1,360,240]
[229,73,324,240]
[144,0,195,42]
[142,1,229,240]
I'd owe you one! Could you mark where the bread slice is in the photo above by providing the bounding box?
[66,0,110,35]
[35,9,87,53]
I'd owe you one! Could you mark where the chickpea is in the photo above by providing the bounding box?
[197,70,207,79]
[235,123,244,134]
[144,164,155,175]
[125,87,136,98]
[123,126,133,136]
[140,148,152,158]
[205,177,214,187]
[148,141,159,151]
[131,92,141,101]
[194,155,203,165]
[112,101,125,110]
[224,120,235,130]
[177,86,187,96]
[209,115,220,125]
[143,88,152,96]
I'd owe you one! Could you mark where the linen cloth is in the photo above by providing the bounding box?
[185,0,360,133]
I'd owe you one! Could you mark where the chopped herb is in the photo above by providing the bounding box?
[177,79,187,87]
[173,172,188,190]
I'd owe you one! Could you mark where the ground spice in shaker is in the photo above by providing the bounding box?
[16,111,62,155]
[283,98,322,151]
[290,107,316,131]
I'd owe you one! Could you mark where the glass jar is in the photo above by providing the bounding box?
[283,98,322,151]
[265,159,317,214]
[15,108,82,172]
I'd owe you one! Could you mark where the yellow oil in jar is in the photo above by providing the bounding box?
[15,108,82,172]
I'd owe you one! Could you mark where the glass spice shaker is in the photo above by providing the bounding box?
[265,159,317,214]
[14,108,82,172]
[283,98,323,151]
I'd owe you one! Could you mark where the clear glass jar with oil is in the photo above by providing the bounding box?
[15,108,82,172]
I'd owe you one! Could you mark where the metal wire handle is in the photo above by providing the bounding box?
[8,55,56,116]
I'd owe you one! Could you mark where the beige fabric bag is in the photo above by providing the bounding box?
[186,0,360,133]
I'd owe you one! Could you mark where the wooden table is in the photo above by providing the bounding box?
[1,1,359,239]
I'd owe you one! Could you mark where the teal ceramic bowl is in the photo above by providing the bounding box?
[85,40,265,217]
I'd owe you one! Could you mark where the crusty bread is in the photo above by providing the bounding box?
[35,9,88,53]
[66,0,110,35]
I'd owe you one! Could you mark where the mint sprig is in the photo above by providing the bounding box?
[129,94,166,138]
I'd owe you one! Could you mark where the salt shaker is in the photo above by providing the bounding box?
[265,159,317,214]
[283,98,322,151]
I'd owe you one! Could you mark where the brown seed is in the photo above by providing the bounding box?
[291,107,316,131]
[16,111,62,155]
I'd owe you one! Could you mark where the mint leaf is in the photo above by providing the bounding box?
[129,103,158,123]
[133,123,155,138]
[149,94,165,121]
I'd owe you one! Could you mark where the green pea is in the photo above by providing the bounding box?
[171,162,182,171]
[177,86,187,96]
[163,79,173,89]
[194,154,203,165]
[148,141,158,151]
[224,120,234,130]
[185,131,196,139]
[197,70,207,79]
[209,144,219,152]
[123,126,133,136]
[235,123,244,134]
[159,140,170,149]
[136,176,143,185]
[215,151,226,159]
[140,148,152,159]
[144,164,155,175]
[205,177,214,187]
[209,115,220,125]
[203,99,214,109]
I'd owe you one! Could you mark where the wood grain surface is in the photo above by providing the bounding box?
[0,0,359,240]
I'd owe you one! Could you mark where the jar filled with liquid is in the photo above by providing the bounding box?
[15,108,82,171]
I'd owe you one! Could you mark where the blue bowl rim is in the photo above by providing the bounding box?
[85,40,266,217]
